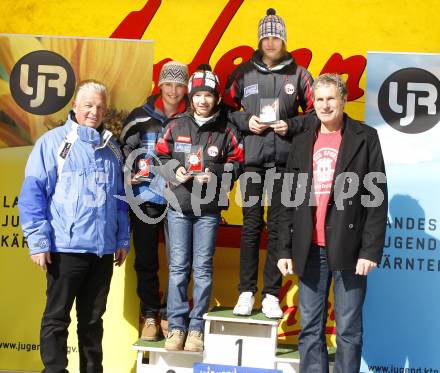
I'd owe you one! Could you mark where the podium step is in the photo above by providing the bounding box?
[133,338,203,373]
[204,306,279,368]
[133,308,337,373]
[204,306,279,325]
[133,337,202,355]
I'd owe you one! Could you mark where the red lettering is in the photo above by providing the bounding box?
[151,0,245,94]
[214,46,254,95]
[284,305,299,326]
[291,48,313,69]
[277,279,300,338]
[111,2,366,100]
[188,0,244,73]
[279,279,292,304]
[329,302,335,321]
[320,53,366,100]
[110,0,161,39]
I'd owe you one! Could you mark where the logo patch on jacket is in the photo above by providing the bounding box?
[59,142,72,159]
[177,136,191,143]
[244,84,258,97]
[175,142,192,153]
[38,238,50,249]
[207,145,219,157]
[285,83,295,95]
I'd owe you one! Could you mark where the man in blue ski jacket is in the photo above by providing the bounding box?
[18,79,130,373]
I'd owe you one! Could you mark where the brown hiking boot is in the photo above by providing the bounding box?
[141,318,160,341]
[164,329,185,351]
[184,330,204,352]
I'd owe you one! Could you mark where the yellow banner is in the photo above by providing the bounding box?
[0,34,153,372]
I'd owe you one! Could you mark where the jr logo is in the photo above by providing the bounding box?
[19,64,68,108]
[10,50,75,115]
[378,68,440,134]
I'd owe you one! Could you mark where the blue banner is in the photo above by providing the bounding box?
[194,363,282,373]
[361,52,440,372]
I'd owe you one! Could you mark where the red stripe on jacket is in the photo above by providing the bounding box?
[225,127,244,162]
[155,123,176,155]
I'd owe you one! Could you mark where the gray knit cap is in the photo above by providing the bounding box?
[258,8,287,43]
[158,61,189,87]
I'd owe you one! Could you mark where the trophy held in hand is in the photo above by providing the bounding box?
[185,145,204,175]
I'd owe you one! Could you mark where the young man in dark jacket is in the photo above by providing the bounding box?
[120,61,189,340]
[224,8,314,318]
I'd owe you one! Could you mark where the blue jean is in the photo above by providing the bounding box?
[298,245,366,373]
[166,209,220,332]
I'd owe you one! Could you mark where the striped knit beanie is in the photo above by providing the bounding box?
[158,61,189,87]
[188,64,220,100]
[258,8,287,43]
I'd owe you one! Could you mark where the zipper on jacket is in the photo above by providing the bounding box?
[272,73,277,163]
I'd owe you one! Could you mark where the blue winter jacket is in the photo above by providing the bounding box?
[18,113,130,256]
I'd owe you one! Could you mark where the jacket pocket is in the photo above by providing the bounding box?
[50,173,79,249]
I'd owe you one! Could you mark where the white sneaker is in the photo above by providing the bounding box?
[262,294,283,319]
[233,292,255,316]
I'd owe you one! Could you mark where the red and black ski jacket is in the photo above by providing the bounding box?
[156,108,244,215]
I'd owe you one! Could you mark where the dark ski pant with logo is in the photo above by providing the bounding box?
[40,252,113,373]
[239,166,284,297]
[131,202,168,319]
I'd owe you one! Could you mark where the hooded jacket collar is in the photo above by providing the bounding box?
[178,106,228,131]
[251,50,294,73]
[142,94,188,123]
[67,111,111,147]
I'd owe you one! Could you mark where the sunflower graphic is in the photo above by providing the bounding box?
[0,34,153,148]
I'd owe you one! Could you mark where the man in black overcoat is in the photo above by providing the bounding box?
[277,73,388,373]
